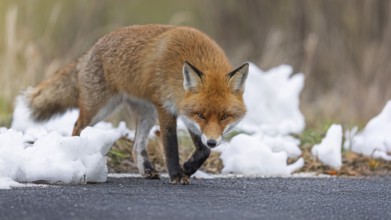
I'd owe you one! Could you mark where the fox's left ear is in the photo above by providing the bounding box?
[227,63,249,93]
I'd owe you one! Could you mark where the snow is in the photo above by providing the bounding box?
[216,134,303,176]
[311,124,343,169]
[346,101,391,160]
[0,126,122,188]
[0,98,134,189]
[237,64,305,135]
[0,177,24,189]
[254,132,302,158]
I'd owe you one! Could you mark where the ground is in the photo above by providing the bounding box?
[1,176,390,220]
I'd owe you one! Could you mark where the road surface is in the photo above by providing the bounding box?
[1,176,390,220]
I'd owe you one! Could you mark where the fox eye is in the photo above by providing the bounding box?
[197,113,206,120]
[220,114,229,121]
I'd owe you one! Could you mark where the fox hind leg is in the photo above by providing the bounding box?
[72,58,120,136]
[72,93,123,136]
[128,100,159,179]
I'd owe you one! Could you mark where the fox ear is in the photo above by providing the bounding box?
[227,63,249,93]
[183,61,204,92]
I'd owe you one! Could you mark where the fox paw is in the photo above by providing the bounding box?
[170,175,190,185]
[143,168,160,179]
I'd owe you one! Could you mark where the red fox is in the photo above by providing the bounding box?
[26,24,249,184]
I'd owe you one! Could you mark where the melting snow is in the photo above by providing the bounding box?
[311,124,343,169]
[217,134,304,176]
[237,64,305,135]
[346,101,391,160]
[0,126,123,188]
[0,98,134,189]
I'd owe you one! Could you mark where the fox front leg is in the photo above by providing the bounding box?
[183,130,211,177]
[157,108,189,185]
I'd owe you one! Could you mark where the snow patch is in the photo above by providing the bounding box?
[0,177,24,189]
[237,64,305,135]
[11,95,79,136]
[0,127,121,189]
[0,97,135,189]
[311,124,343,169]
[347,101,391,160]
[217,134,303,177]
[192,170,214,179]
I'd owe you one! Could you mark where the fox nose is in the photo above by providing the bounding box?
[207,139,217,147]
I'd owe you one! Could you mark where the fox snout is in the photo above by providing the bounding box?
[201,134,222,148]
[181,115,226,148]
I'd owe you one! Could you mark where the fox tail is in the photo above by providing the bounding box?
[25,61,79,121]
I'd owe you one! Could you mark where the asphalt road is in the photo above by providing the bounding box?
[1,176,390,220]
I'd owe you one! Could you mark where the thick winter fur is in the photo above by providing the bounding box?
[26,61,79,121]
[26,24,249,184]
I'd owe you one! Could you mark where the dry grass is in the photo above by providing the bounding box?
[296,126,391,177]
[108,127,391,176]
[107,134,223,174]
[300,146,391,177]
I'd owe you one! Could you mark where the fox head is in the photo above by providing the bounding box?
[179,61,249,148]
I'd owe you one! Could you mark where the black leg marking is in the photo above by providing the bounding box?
[141,150,160,179]
[158,110,189,184]
[164,124,188,184]
[183,130,211,177]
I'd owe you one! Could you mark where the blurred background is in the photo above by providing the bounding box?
[1,0,390,128]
